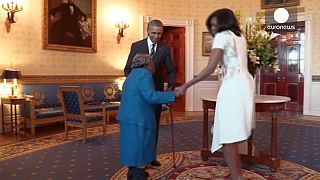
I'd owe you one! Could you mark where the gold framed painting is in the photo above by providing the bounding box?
[202,32,213,56]
[43,0,97,53]
[261,0,300,9]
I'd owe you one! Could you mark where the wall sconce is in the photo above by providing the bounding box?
[115,21,129,44]
[1,68,22,97]
[1,0,23,32]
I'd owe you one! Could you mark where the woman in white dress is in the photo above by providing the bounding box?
[175,8,254,180]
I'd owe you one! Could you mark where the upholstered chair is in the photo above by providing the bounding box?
[59,86,106,143]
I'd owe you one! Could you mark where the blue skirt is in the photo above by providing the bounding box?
[119,122,156,166]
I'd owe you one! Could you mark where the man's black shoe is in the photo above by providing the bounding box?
[150,159,161,167]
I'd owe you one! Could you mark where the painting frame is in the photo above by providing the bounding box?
[43,0,97,53]
[261,0,300,9]
[202,32,213,56]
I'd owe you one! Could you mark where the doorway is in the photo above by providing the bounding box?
[161,26,186,111]
[261,21,305,111]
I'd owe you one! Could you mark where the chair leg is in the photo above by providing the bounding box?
[107,113,110,124]
[103,124,106,136]
[65,125,68,140]
[31,125,35,136]
[83,127,87,144]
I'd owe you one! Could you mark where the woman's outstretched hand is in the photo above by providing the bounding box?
[174,85,187,97]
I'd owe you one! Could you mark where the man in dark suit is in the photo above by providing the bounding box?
[124,19,176,167]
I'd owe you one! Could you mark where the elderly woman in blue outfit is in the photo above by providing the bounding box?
[117,54,176,180]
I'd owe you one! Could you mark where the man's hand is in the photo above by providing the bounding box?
[166,86,174,91]
[49,15,55,22]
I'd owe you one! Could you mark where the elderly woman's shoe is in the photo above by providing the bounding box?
[129,167,147,180]
[127,167,133,180]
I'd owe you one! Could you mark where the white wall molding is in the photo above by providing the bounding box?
[300,12,313,115]
[310,82,320,116]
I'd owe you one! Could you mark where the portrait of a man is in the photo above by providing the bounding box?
[43,0,97,52]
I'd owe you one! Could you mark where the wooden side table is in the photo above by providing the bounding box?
[201,95,291,169]
[1,97,28,135]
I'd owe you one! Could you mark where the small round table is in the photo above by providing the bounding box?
[201,94,290,169]
[1,97,28,135]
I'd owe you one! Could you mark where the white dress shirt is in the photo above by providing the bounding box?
[147,37,157,55]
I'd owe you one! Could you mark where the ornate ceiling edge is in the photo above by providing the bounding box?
[20,75,123,84]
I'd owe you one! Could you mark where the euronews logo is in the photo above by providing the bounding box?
[266,7,297,32]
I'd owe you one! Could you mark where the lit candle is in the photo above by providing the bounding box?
[13,78,17,86]
[4,79,6,84]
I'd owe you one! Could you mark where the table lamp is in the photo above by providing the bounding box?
[1,69,22,97]
[115,77,126,91]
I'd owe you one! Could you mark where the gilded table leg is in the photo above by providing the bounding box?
[15,104,18,135]
[10,103,13,133]
[24,103,27,132]
[1,103,4,134]
[201,101,209,161]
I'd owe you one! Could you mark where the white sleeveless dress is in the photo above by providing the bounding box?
[211,30,255,153]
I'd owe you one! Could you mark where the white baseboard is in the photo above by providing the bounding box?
[309,82,320,116]
[310,110,320,116]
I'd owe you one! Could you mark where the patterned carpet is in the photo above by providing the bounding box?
[0,116,319,179]
[111,151,319,179]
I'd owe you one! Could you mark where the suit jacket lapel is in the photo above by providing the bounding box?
[141,39,149,54]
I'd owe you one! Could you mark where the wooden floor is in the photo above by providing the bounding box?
[1,111,319,146]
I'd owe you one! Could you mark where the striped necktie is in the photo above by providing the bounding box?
[150,44,155,56]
